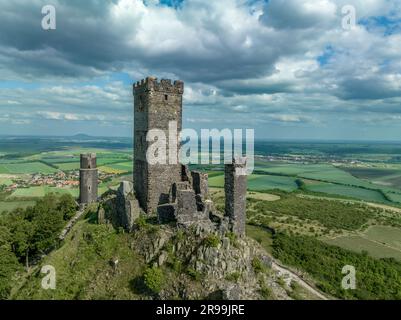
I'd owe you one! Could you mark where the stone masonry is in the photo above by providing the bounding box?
[130,77,247,237]
[225,157,247,237]
[79,153,98,204]
[133,77,184,214]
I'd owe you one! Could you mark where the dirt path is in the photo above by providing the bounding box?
[272,261,329,300]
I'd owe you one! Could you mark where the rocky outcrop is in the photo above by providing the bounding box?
[98,181,142,232]
[133,224,290,300]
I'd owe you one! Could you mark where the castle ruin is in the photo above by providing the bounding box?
[131,77,248,237]
[133,77,184,214]
[96,77,248,238]
[79,153,98,204]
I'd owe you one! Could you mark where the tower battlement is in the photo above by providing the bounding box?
[80,153,96,169]
[133,77,184,94]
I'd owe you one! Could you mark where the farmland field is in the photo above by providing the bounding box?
[305,182,390,203]
[0,176,13,186]
[55,162,80,171]
[8,186,80,198]
[208,174,298,192]
[99,161,132,174]
[0,162,58,174]
[324,226,401,261]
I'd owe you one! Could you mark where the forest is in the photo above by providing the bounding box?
[0,193,77,299]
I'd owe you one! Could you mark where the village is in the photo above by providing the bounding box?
[1,170,115,193]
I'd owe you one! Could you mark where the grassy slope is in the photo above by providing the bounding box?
[12,219,144,300]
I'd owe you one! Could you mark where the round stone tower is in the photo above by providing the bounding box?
[79,153,98,204]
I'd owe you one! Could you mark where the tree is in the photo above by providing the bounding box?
[57,194,77,221]
[0,248,21,299]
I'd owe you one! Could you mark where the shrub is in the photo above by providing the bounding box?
[136,215,147,229]
[226,232,239,248]
[187,268,202,281]
[252,257,266,273]
[225,272,241,282]
[259,282,273,299]
[143,266,165,294]
[204,234,220,248]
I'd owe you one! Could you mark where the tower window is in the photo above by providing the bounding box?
[165,94,168,101]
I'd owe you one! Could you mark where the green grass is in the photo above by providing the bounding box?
[9,186,46,198]
[306,183,390,203]
[0,162,58,174]
[0,201,36,213]
[55,162,80,171]
[256,163,365,186]
[324,226,401,261]
[8,186,80,199]
[365,226,401,251]
[325,236,401,261]
[208,174,298,192]
[249,193,374,231]
[0,177,13,186]
[100,161,133,173]
[254,162,401,204]
[12,220,144,300]
[273,233,401,299]
[246,225,273,254]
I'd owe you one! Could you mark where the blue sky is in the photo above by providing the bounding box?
[0,0,401,140]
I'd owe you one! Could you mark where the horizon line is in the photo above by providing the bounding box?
[1,133,401,143]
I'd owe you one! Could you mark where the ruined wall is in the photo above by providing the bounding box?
[79,153,98,204]
[224,157,247,237]
[133,77,184,214]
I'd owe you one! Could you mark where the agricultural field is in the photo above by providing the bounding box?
[208,174,299,192]
[324,225,401,261]
[99,161,133,174]
[0,176,13,186]
[55,162,80,171]
[305,182,390,203]
[0,162,57,174]
[7,186,80,199]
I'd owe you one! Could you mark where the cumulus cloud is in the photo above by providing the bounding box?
[0,0,400,139]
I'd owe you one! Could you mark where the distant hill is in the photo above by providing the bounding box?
[71,133,94,140]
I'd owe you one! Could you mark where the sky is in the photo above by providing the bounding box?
[0,0,401,140]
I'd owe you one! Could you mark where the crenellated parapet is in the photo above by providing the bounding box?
[133,77,184,95]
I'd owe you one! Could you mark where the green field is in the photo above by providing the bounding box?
[0,200,36,213]
[208,174,298,192]
[55,162,80,171]
[324,226,401,261]
[342,167,401,189]
[0,162,58,174]
[0,177,13,186]
[246,224,273,254]
[306,182,390,203]
[100,161,133,173]
[8,186,80,199]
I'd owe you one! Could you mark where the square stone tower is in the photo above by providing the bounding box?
[79,153,98,204]
[133,77,184,214]
[225,157,247,236]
